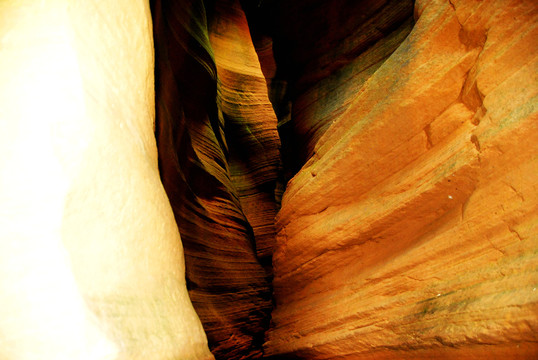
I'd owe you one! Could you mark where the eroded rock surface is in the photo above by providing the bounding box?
[151,0,537,358]
[210,0,281,271]
[2,0,535,358]
[264,0,538,358]
[152,0,278,357]
[0,0,212,359]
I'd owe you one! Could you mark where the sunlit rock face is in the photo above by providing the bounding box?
[0,0,212,359]
[5,0,534,358]
[261,0,538,358]
[152,0,278,357]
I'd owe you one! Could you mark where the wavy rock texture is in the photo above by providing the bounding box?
[151,0,537,358]
[259,0,416,178]
[210,0,281,270]
[152,0,278,357]
[264,0,538,358]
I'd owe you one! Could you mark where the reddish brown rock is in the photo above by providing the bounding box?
[2,0,536,358]
[210,0,281,269]
[262,0,415,176]
[152,0,278,357]
[264,0,538,358]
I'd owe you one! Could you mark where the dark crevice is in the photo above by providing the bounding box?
[151,0,416,358]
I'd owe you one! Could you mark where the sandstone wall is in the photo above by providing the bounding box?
[152,0,278,357]
[0,0,212,359]
[2,0,535,358]
[264,0,538,358]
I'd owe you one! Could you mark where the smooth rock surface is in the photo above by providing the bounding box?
[210,0,281,270]
[0,0,212,359]
[264,0,538,358]
[152,0,278,357]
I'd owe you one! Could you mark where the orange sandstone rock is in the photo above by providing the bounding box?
[264,0,538,358]
[210,0,281,269]
[153,0,277,357]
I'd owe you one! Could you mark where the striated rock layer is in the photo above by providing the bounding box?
[245,0,416,179]
[210,0,281,271]
[152,0,279,357]
[265,0,538,358]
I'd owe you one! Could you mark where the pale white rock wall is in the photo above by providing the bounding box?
[0,0,213,359]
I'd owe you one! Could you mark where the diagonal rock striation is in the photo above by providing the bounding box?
[151,0,537,358]
[263,0,538,358]
[152,0,278,357]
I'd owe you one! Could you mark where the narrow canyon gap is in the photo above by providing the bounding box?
[153,0,537,358]
[152,0,277,358]
[0,0,536,359]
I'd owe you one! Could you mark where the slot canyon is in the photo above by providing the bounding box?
[0,0,537,358]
